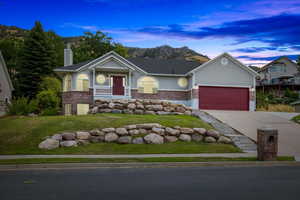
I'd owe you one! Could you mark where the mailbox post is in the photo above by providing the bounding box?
[257,127,278,161]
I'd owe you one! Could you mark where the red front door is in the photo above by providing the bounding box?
[112,76,125,95]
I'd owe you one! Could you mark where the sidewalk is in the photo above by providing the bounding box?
[0,153,257,160]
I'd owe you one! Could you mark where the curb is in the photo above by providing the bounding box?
[0,161,299,171]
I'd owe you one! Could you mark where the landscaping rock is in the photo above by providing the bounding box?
[118,136,132,144]
[144,133,164,144]
[191,134,204,142]
[132,137,144,144]
[38,139,59,150]
[124,125,136,130]
[139,129,148,134]
[90,107,98,114]
[77,140,90,146]
[156,111,170,115]
[123,109,133,114]
[152,127,165,135]
[204,136,217,143]
[165,127,180,136]
[218,136,232,144]
[127,103,136,109]
[116,128,128,135]
[136,104,144,109]
[179,134,192,142]
[76,131,90,140]
[99,108,112,113]
[112,109,122,114]
[102,128,115,133]
[165,136,178,143]
[184,110,192,115]
[206,130,221,139]
[134,109,144,115]
[129,129,139,135]
[176,106,186,113]
[104,132,119,142]
[180,128,194,134]
[60,140,78,147]
[193,128,206,135]
[51,134,62,141]
[90,129,104,136]
[89,136,104,143]
[62,132,76,140]
[108,102,115,109]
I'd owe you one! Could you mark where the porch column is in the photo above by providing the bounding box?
[93,68,96,96]
[128,71,132,97]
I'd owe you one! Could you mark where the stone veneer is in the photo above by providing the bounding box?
[131,89,190,100]
[62,89,93,115]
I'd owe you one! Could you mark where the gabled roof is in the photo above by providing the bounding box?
[55,51,204,75]
[0,51,14,91]
[259,56,298,72]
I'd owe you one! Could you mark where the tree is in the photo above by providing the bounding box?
[39,76,62,96]
[16,21,56,98]
[73,31,128,63]
[47,31,64,67]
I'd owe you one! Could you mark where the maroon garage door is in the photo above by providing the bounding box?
[198,86,249,111]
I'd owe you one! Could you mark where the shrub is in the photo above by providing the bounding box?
[7,97,38,115]
[257,104,295,112]
[40,108,59,116]
[36,90,60,111]
[39,77,62,96]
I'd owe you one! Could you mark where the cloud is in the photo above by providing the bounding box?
[61,23,99,32]
[232,47,290,53]
[237,54,299,61]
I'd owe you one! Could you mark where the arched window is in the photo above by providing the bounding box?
[137,76,159,94]
[63,74,72,92]
[76,74,89,91]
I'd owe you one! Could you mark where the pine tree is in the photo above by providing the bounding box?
[17,21,55,98]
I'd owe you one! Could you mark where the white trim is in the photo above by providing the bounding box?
[131,88,189,92]
[195,84,251,88]
[88,55,136,71]
[147,73,187,77]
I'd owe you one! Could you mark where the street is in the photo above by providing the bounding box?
[1,165,300,200]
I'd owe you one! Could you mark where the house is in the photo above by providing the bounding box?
[258,57,300,85]
[54,46,258,115]
[0,51,14,116]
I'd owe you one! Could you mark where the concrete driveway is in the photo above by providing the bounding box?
[204,110,300,156]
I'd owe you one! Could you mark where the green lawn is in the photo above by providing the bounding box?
[0,113,241,155]
[0,156,294,165]
[292,115,300,124]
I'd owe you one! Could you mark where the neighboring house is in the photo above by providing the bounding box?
[54,47,258,115]
[258,57,300,85]
[0,51,14,116]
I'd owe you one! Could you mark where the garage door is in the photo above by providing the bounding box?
[199,86,249,110]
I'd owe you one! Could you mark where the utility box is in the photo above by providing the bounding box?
[257,128,278,161]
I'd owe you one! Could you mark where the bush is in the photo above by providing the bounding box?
[257,104,295,112]
[7,97,38,115]
[39,77,62,96]
[40,108,59,116]
[36,90,60,111]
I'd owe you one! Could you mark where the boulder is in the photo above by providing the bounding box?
[89,136,104,143]
[144,133,164,144]
[184,111,192,115]
[152,105,163,111]
[136,104,144,109]
[51,134,62,141]
[134,109,144,115]
[102,128,115,133]
[38,139,59,150]
[124,125,137,130]
[218,136,232,144]
[99,108,112,113]
[150,100,161,104]
[76,131,90,140]
[156,111,170,115]
[60,140,78,147]
[129,129,139,135]
[191,134,204,142]
[116,128,128,136]
[112,109,122,114]
[163,107,174,112]
[108,102,115,109]
[136,123,162,129]
[118,136,132,144]
[206,130,221,139]
[180,128,194,134]
[176,106,186,113]
[139,129,148,134]
[132,137,144,144]
[62,132,76,140]
[193,128,206,135]
[77,140,90,146]
[104,132,119,142]
[204,136,217,143]
[123,109,133,114]
[179,134,192,142]
[165,136,178,143]
[165,127,180,136]
[90,107,98,114]
[152,127,165,135]
[90,129,104,136]
[127,103,136,110]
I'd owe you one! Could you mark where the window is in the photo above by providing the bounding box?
[178,77,188,88]
[96,74,106,85]
[76,74,89,91]
[77,104,89,115]
[64,104,72,115]
[63,74,72,92]
[137,76,158,94]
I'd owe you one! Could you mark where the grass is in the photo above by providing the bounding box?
[0,113,241,155]
[257,104,295,112]
[292,115,300,124]
[0,156,294,165]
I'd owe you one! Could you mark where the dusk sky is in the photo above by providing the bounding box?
[1,0,300,66]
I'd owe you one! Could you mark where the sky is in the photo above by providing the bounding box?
[0,0,300,66]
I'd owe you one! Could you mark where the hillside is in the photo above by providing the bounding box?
[0,24,209,62]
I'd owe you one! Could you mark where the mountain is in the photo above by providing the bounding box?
[127,45,210,62]
[0,24,209,62]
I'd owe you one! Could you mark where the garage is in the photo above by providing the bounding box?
[198,86,249,111]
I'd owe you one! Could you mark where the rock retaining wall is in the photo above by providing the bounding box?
[38,123,233,150]
[90,99,192,115]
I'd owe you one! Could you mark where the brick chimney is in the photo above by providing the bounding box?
[64,43,73,66]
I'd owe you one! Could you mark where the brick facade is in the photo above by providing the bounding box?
[131,89,190,101]
[62,89,93,115]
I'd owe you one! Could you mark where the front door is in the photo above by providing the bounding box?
[112,76,125,95]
